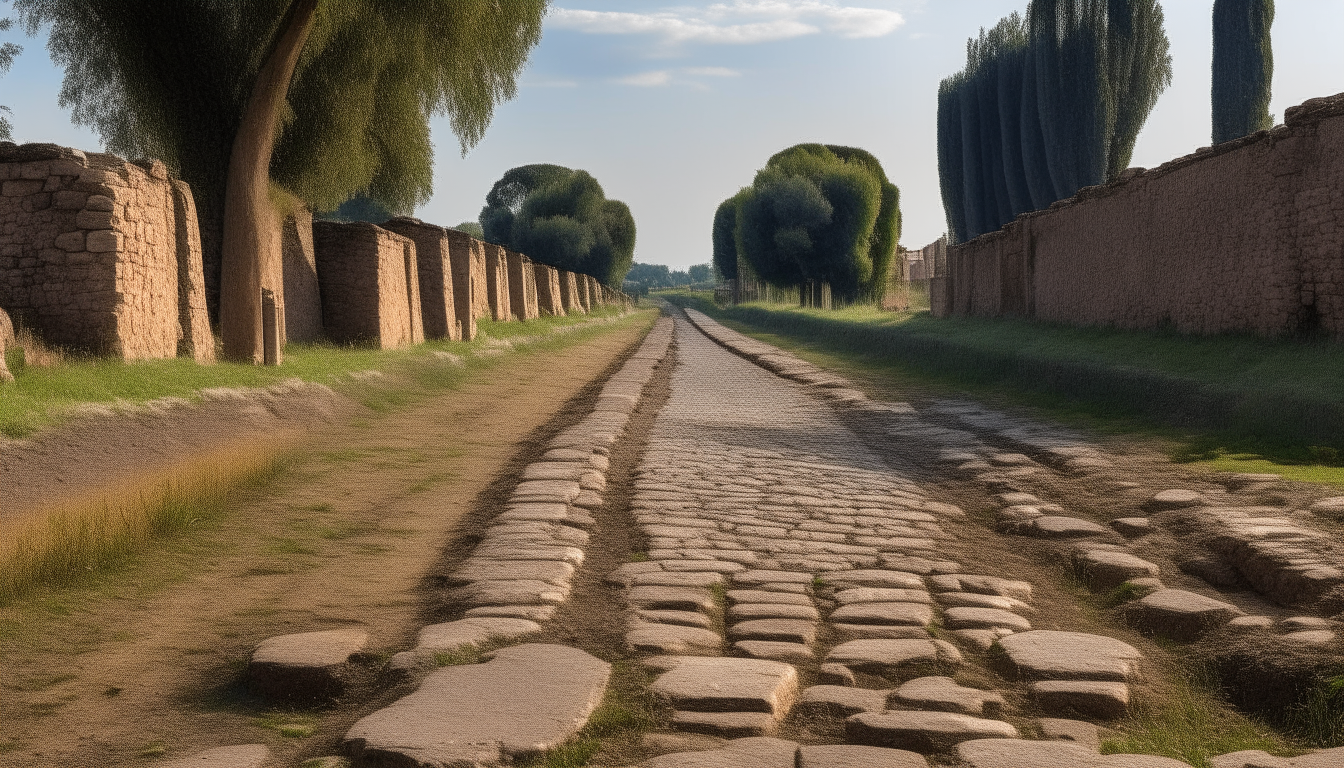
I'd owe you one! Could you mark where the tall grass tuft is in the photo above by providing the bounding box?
[0,441,291,604]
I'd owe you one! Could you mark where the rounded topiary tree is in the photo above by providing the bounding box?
[479,164,635,287]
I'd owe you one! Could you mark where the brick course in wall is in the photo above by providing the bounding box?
[935,92,1344,339]
[383,217,461,340]
[534,263,564,316]
[505,249,540,321]
[0,142,212,360]
[483,243,510,322]
[312,221,423,349]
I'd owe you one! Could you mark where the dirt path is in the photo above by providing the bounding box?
[0,314,653,767]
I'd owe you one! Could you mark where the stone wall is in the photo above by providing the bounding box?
[534,263,564,316]
[281,207,322,343]
[383,217,461,341]
[444,229,483,340]
[312,221,424,349]
[935,92,1344,339]
[0,142,213,360]
[505,249,539,321]
[559,270,585,315]
[481,243,508,322]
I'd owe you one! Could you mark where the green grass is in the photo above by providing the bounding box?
[255,711,319,738]
[0,307,635,438]
[519,661,661,768]
[661,290,1344,478]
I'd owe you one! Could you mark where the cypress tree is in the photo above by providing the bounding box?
[937,74,968,244]
[1212,0,1274,144]
[711,194,743,282]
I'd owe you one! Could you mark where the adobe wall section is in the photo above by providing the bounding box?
[444,229,483,340]
[483,243,510,321]
[0,143,212,360]
[534,263,564,316]
[506,250,539,321]
[559,270,585,315]
[282,207,322,343]
[313,221,423,349]
[937,92,1344,339]
[384,217,461,340]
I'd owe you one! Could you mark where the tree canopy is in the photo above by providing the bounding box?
[16,0,547,317]
[0,18,21,141]
[1212,0,1274,144]
[726,143,901,302]
[479,164,636,287]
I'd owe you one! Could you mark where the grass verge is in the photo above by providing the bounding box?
[1,307,634,438]
[520,661,662,768]
[0,439,293,605]
[660,290,1344,483]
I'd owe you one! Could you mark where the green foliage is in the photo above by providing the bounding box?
[0,18,21,141]
[1212,0,1275,143]
[938,0,1172,241]
[480,164,636,287]
[688,264,711,283]
[624,263,696,290]
[731,144,900,302]
[15,0,546,312]
[318,193,398,224]
[452,221,484,239]
[712,193,745,280]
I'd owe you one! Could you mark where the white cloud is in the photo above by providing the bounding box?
[684,66,742,77]
[550,2,904,45]
[616,70,674,86]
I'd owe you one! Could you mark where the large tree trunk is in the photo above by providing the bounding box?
[219,0,319,362]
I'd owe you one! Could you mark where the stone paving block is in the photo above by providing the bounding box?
[415,618,540,652]
[344,644,610,766]
[1283,630,1337,644]
[1075,551,1161,590]
[672,711,779,737]
[473,544,586,565]
[641,736,798,768]
[452,559,575,586]
[628,623,723,654]
[1031,680,1130,719]
[1110,518,1153,537]
[728,619,816,644]
[944,607,1032,632]
[797,744,930,768]
[465,605,557,622]
[820,570,925,590]
[834,588,931,606]
[825,639,962,675]
[957,738,1195,767]
[628,586,716,612]
[880,555,962,574]
[929,575,1033,601]
[996,631,1141,681]
[458,580,568,607]
[728,603,821,622]
[819,663,857,686]
[846,711,1018,752]
[1126,589,1244,641]
[1027,516,1113,539]
[154,744,271,768]
[935,592,1033,612]
[734,641,814,664]
[951,629,1006,651]
[1037,717,1101,749]
[1308,497,1344,520]
[797,685,890,717]
[640,610,715,629]
[1150,489,1204,509]
[511,479,582,503]
[631,571,726,588]
[727,590,813,606]
[651,656,799,715]
[664,559,748,573]
[247,629,367,703]
[890,676,1005,716]
[733,570,814,585]
[833,624,933,641]
[831,602,932,626]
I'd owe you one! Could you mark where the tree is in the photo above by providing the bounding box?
[479,164,636,287]
[688,264,711,283]
[452,221,484,239]
[732,143,900,302]
[0,18,21,141]
[712,192,745,281]
[1212,0,1274,143]
[17,0,547,362]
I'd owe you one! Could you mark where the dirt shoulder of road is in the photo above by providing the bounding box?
[0,309,656,767]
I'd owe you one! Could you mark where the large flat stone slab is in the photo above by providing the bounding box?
[651,657,799,716]
[797,744,930,768]
[846,711,1017,752]
[796,685,889,717]
[629,586,716,613]
[958,738,1195,767]
[416,618,541,651]
[1030,680,1130,719]
[834,588,931,605]
[671,711,779,738]
[996,631,1141,681]
[727,590,813,606]
[642,736,798,768]
[935,592,1033,613]
[944,607,1032,632]
[728,619,816,644]
[928,575,1032,601]
[247,629,367,703]
[819,570,925,590]
[1074,551,1161,591]
[825,639,962,675]
[734,641,814,664]
[452,559,575,586]
[457,579,569,607]
[891,676,1005,717]
[344,644,610,766]
[1126,589,1244,641]
[830,602,932,627]
[728,603,820,622]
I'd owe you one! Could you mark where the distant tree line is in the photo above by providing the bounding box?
[937,0,1173,244]
[623,262,711,293]
[713,143,900,303]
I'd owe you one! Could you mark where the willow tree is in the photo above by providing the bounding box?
[1212,0,1274,144]
[480,164,636,287]
[17,0,547,362]
[0,18,20,141]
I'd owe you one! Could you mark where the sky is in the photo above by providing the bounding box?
[3,1,1343,270]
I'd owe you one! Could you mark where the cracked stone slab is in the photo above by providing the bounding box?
[344,644,610,767]
[797,744,930,768]
[830,602,933,627]
[651,657,799,716]
[155,744,271,768]
[825,639,962,675]
[1126,589,1244,641]
[1031,680,1130,719]
[958,738,1195,767]
[247,629,367,703]
[996,631,1141,681]
[891,676,1005,717]
[846,711,1018,752]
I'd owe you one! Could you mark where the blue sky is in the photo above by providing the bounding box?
[3,1,1343,269]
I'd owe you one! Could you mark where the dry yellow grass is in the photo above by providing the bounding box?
[0,437,294,604]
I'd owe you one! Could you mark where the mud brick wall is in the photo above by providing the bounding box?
[937,92,1344,339]
[505,250,539,321]
[534,263,564,316]
[313,221,423,349]
[483,243,510,322]
[281,207,322,343]
[577,274,593,312]
[443,229,483,340]
[0,142,212,360]
[559,270,585,314]
[384,217,461,340]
